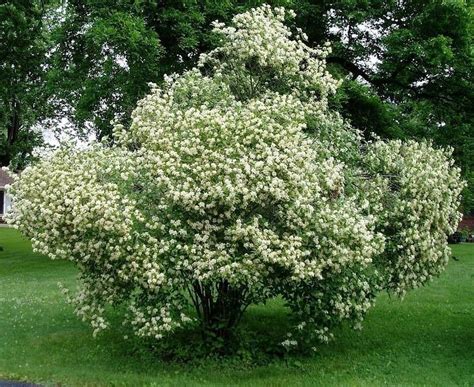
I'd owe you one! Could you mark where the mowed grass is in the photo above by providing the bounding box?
[0,227,473,386]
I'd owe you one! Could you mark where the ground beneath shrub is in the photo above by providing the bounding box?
[0,228,473,386]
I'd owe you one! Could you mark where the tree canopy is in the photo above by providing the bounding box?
[1,0,473,210]
[0,1,49,168]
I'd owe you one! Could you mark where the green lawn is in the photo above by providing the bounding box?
[0,228,473,386]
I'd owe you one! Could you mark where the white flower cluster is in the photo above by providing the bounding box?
[6,6,463,349]
[201,4,340,112]
[364,140,464,295]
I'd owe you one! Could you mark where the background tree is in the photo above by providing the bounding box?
[309,0,474,212]
[2,0,472,211]
[44,0,163,139]
[0,1,51,168]
[43,0,289,140]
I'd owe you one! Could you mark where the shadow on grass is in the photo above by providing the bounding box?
[95,300,294,368]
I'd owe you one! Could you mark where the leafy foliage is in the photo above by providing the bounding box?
[311,0,474,211]
[45,1,163,139]
[2,0,472,210]
[0,1,49,168]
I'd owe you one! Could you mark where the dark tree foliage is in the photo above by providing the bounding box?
[45,0,163,139]
[2,0,473,211]
[43,0,288,140]
[0,1,49,168]
[313,0,473,212]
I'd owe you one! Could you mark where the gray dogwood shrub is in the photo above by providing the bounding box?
[6,5,464,349]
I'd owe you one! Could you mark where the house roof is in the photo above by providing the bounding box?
[0,169,13,188]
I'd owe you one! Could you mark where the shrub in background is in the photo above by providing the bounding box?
[6,6,464,351]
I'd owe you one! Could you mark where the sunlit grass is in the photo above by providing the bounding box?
[1,228,473,386]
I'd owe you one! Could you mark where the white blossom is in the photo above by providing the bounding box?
[6,6,463,347]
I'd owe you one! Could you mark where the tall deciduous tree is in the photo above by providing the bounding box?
[307,0,473,211]
[45,0,474,211]
[3,1,473,210]
[0,1,49,168]
[45,1,163,139]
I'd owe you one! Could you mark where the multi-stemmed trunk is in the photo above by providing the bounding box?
[189,280,249,345]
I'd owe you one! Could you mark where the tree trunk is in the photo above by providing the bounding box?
[1,97,21,167]
[191,280,247,346]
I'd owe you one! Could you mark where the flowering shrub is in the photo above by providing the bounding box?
[363,140,464,295]
[6,6,464,350]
